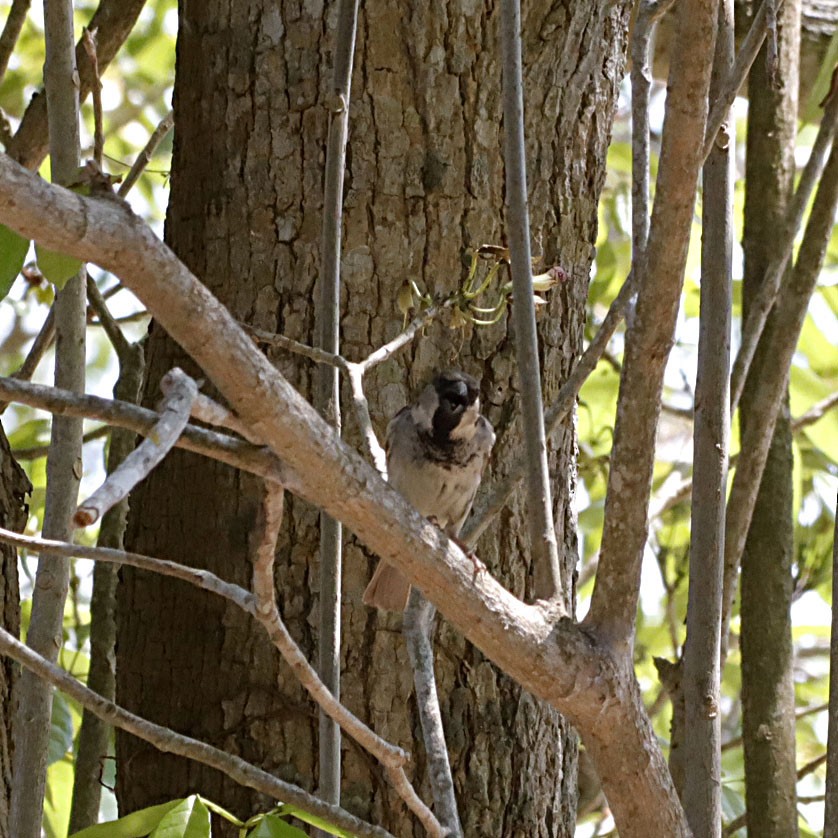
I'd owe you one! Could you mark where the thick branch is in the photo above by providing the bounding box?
[588,0,718,644]
[0,153,690,837]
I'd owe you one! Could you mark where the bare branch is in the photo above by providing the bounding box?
[703,0,774,160]
[792,391,838,432]
[403,595,461,836]
[190,390,263,444]
[463,271,637,545]
[0,625,393,838]
[0,0,30,84]
[81,28,103,167]
[86,275,130,358]
[722,144,838,655]
[117,109,173,198]
[500,0,561,602]
[359,304,442,372]
[0,152,691,836]
[74,368,198,528]
[12,423,109,460]
[632,0,678,269]
[587,0,718,644]
[0,375,294,487]
[730,86,838,411]
[0,302,56,416]
[10,0,86,828]
[681,0,733,828]
[5,0,148,170]
[346,363,387,475]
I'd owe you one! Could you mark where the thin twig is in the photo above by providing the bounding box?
[703,0,776,160]
[791,391,838,431]
[632,0,678,272]
[81,29,103,167]
[12,424,109,460]
[0,306,56,414]
[346,364,387,475]
[247,324,347,370]
[730,85,838,411]
[0,0,30,83]
[0,625,393,838]
[86,276,130,357]
[117,109,173,197]
[500,0,561,603]
[74,368,198,528]
[798,752,827,781]
[722,144,838,658]
[359,304,442,372]
[0,375,293,486]
[464,272,636,545]
[403,594,461,836]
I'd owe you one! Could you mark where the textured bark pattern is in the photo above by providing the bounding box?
[740,1,801,834]
[117,1,630,834]
[0,424,30,837]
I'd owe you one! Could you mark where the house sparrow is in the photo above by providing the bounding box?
[363,370,495,611]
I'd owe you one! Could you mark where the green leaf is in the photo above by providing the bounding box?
[0,223,29,299]
[47,692,75,766]
[248,814,308,838]
[35,242,82,289]
[274,805,355,838]
[70,799,184,837]
[150,795,212,838]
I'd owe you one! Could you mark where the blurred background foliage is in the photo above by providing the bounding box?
[0,1,836,835]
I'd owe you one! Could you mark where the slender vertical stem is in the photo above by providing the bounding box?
[316,0,360,816]
[499,0,561,602]
[631,0,677,276]
[682,0,733,832]
[825,495,838,838]
[68,341,144,832]
[10,0,85,834]
[403,594,462,836]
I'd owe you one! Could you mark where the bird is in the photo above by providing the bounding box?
[363,370,495,611]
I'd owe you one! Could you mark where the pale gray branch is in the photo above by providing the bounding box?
[74,368,198,527]
[500,0,561,602]
[0,375,294,488]
[0,151,692,837]
[0,625,393,838]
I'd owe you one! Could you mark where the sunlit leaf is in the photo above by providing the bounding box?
[35,243,83,290]
[248,814,308,838]
[150,795,211,838]
[0,224,30,299]
[47,692,75,766]
[70,799,184,837]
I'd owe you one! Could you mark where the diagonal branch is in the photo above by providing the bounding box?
[0,626,393,838]
[586,0,718,646]
[0,151,690,837]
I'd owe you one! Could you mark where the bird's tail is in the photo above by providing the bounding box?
[363,561,411,612]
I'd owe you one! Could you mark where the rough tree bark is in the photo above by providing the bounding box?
[0,424,29,838]
[116,1,631,834]
[739,0,801,833]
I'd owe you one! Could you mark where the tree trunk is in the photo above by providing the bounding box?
[0,424,30,837]
[739,0,801,833]
[116,1,631,834]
